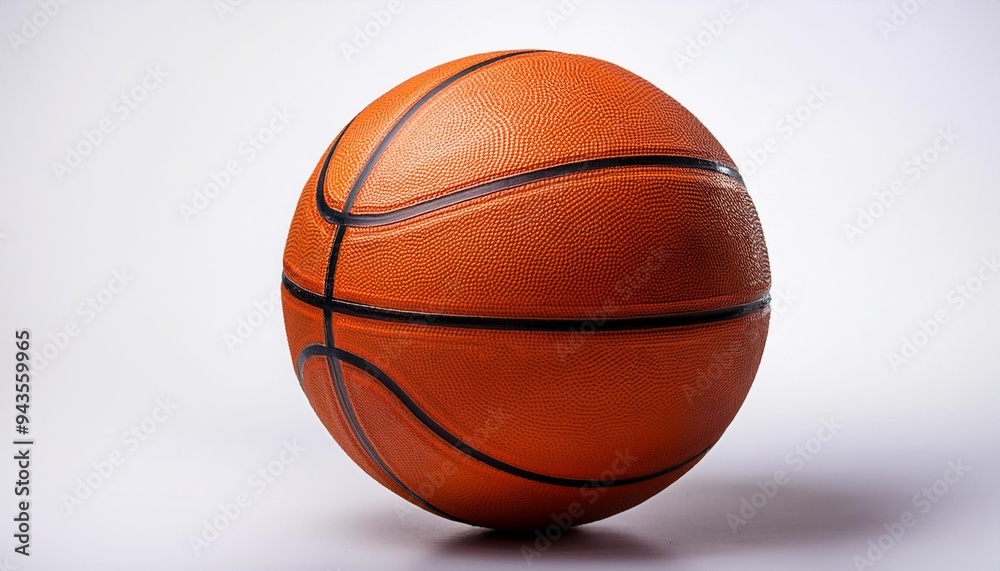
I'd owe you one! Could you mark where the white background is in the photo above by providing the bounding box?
[1,1,998,570]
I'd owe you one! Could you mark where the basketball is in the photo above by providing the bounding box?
[281,50,770,530]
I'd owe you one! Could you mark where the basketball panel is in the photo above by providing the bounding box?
[333,168,770,318]
[342,359,708,530]
[320,50,537,213]
[331,307,769,481]
[351,51,736,215]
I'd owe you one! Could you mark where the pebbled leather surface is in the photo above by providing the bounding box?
[281,50,771,529]
[335,167,769,318]
[336,51,734,215]
[330,309,769,482]
[342,358,709,530]
[283,50,525,295]
[322,51,526,213]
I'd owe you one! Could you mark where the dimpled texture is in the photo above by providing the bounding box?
[336,168,768,317]
[340,52,732,214]
[281,50,771,530]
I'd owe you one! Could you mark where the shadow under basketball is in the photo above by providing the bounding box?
[410,475,907,566]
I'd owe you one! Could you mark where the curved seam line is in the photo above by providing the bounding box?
[322,156,744,228]
[284,274,770,331]
[297,344,713,488]
[314,119,355,226]
[306,50,541,525]
[298,345,462,522]
[315,50,545,225]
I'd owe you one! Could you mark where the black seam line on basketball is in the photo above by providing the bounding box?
[323,235,459,520]
[304,53,543,526]
[322,155,745,228]
[319,50,544,468]
[319,293,462,522]
[314,118,356,227]
[315,50,544,225]
[324,226,347,299]
[284,274,770,332]
[302,343,465,523]
[296,344,327,381]
[323,49,545,325]
[299,343,713,488]
[320,51,541,418]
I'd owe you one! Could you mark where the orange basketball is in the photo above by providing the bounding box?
[281,50,770,531]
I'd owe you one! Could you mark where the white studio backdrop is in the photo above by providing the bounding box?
[0,1,998,570]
